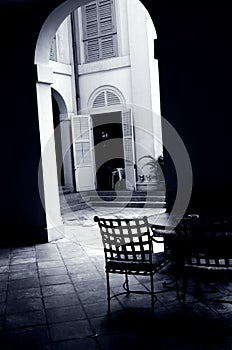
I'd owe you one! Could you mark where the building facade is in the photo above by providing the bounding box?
[48,0,163,195]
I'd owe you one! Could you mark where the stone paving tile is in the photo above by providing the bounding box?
[42,283,76,297]
[46,305,86,323]
[0,291,6,303]
[6,297,44,314]
[10,257,36,265]
[70,278,107,293]
[0,281,8,291]
[0,315,4,331]
[89,315,115,336]
[62,257,87,266]
[35,244,59,252]
[0,273,9,282]
[40,274,71,286]
[0,259,9,266]
[37,260,64,269]
[68,269,102,282]
[8,276,40,290]
[5,310,46,329]
[0,266,9,274]
[49,319,93,342]
[9,262,37,272]
[36,254,62,261]
[56,250,85,259]
[8,286,41,298]
[38,266,68,277]
[52,338,99,350]
[78,290,106,305]
[9,269,39,280]
[56,242,83,251]
[0,303,6,315]
[3,325,50,349]
[83,300,121,319]
[43,293,81,309]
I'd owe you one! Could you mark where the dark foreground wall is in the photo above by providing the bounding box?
[0,1,231,244]
[149,4,232,218]
[0,0,64,244]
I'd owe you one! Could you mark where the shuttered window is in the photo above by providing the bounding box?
[82,0,117,62]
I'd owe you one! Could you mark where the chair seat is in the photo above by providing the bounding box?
[106,252,169,275]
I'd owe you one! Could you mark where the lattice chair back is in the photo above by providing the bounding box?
[94,216,153,274]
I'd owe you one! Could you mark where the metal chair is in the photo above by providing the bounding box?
[94,215,169,316]
[179,218,232,306]
[150,215,201,299]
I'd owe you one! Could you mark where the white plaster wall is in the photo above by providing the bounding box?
[78,64,132,111]
[126,0,162,172]
[50,63,76,113]
[50,15,77,115]
[56,16,72,64]
[115,0,130,57]
[127,1,152,110]
[146,11,163,157]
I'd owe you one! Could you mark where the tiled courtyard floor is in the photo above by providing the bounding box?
[1,206,232,349]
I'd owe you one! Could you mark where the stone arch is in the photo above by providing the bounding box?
[52,88,68,115]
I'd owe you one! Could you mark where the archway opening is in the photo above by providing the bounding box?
[35,0,162,241]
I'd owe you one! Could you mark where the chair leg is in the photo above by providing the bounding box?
[124,273,130,294]
[106,271,111,316]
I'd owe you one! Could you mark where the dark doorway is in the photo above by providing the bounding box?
[52,96,65,186]
[92,112,125,190]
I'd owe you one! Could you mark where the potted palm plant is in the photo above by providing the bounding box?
[137,155,164,191]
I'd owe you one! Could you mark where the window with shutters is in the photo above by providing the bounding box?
[82,0,118,63]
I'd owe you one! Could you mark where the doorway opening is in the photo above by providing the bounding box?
[52,96,65,187]
[92,112,125,190]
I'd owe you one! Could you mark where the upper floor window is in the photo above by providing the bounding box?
[82,0,118,63]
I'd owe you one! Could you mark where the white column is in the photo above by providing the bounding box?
[36,64,64,241]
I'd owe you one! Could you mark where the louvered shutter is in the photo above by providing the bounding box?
[84,2,98,38]
[71,115,95,191]
[106,90,120,105]
[99,0,114,33]
[92,91,106,108]
[122,110,135,190]
[82,0,117,62]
